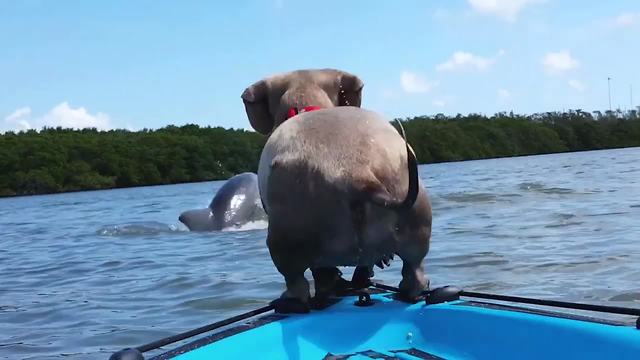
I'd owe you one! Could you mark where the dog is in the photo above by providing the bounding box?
[241,69,432,312]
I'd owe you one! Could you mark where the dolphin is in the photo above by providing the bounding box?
[179,172,267,231]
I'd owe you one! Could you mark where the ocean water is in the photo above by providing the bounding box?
[1,147,639,359]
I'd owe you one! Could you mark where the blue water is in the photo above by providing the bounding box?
[1,148,640,360]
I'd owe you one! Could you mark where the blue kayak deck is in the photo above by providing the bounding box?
[151,293,640,360]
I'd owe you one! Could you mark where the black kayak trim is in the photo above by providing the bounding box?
[372,283,640,329]
[150,314,287,360]
[109,304,276,360]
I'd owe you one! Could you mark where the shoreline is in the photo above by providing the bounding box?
[1,146,637,200]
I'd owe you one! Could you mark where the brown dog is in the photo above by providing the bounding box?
[241,69,432,312]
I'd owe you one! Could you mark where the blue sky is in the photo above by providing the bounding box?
[1,0,639,132]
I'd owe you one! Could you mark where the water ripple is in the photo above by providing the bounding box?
[1,148,639,359]
[518,182,575,194]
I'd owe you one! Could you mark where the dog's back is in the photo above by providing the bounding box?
[259,106,412,268]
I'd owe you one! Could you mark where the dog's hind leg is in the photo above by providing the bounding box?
[267,230,311,313]
[311,267,348,299]
[350,265,373,289]
[396,229,430,303]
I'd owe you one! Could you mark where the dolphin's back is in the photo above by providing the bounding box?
[209,172,262,228]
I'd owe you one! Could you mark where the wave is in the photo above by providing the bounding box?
[609,292,640,302]
[439,191,523,205]
[440,192,499,203]
[96,221,186,236]
[518,182,575,195]
[96,219,268,236]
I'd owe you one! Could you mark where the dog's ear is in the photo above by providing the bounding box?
[338,72,364,107]
[241,80,273,134]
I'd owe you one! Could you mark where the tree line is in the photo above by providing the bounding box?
[1,109,638,197]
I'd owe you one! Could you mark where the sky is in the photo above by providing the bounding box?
[1,0,639,132]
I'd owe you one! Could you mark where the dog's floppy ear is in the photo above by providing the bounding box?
[241,80,273,135]
[338,72,364,107]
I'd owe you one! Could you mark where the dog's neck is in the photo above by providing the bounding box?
[286,105,323,119]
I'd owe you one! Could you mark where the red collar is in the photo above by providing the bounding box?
[286,106,322,119]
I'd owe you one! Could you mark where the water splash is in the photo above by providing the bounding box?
[221,219,268,232]
[96,221,186,236]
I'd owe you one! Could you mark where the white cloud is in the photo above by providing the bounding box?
[498,89,511,99]
[542,50,580,74]
[613,12,640,27]
[42,102,111,129]
[432,99,446,108]
[4,107,33,131]
[400,71,437,94]
[468,0,546,22]
[436,51,500,72]
[568,79,587,92]
[2,102,112,133]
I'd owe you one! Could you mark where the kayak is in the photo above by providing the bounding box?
[109,285,640,360]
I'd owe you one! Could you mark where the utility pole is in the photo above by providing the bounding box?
[631,85,633,111]
[608,77,612,112]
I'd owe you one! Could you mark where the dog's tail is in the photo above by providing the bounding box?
[367,120,420,212]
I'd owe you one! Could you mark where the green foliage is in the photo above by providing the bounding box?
[1,109,639,197]
[400,109,639,164]
[0,124,265,196]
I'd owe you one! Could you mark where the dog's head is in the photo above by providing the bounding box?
[241,69,364,135]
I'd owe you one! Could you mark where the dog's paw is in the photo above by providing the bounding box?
[309,296,340,310]
[351,266,374,289]
[394,291,424,304]
[270,297,310,314]
[350,276,372,290]
[333,277,357,296]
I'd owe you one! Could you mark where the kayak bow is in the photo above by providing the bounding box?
[109,284,640,360]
